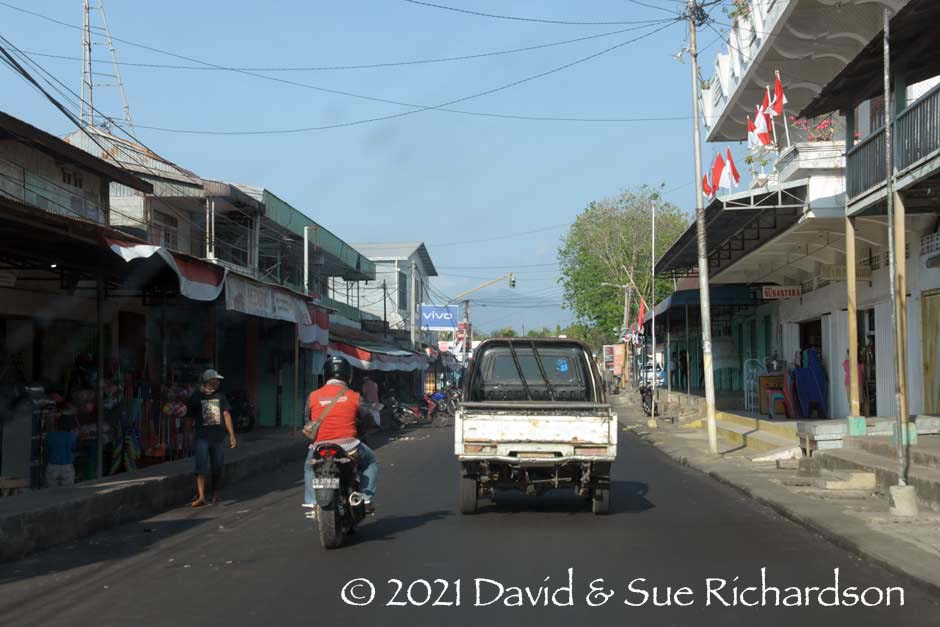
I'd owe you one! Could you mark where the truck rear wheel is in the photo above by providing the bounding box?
[459,476,478,514]
[592,487,610,515]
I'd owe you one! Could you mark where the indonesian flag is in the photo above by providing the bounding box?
[771,71,788,117]
[754,105,773,145]
[747,115,762,150]
[723,148,741,189]
[702,174,713,198]
[710,152,726,193]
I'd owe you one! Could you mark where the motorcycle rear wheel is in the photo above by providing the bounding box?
[318,505,345,549]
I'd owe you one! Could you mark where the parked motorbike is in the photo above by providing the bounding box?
[388,393,448,428]
[639,383,659,417]
[308,440,367,549]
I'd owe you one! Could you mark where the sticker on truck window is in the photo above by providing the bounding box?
[555,359,569,373]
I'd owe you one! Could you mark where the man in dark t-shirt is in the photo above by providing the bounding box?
[187,369,236,507]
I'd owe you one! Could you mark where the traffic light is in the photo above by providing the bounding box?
[509,274,516,288]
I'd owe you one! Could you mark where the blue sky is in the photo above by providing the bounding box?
[1,0,721,333]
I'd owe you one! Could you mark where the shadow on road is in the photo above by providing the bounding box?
[356,510,453,543]
[0,461,304,586]
[477,481,654,516]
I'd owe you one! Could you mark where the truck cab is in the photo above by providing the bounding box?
[455,338,617,514]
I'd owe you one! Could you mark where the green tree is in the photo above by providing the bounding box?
[492,326,518,338]
[526,326,555,338]
[558,185,688,376]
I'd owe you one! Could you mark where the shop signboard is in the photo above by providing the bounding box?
[603,345,615,369]
[761,285,802,300]
[420,305,460,331]
[819,264,873,281]
[226,274,310,325]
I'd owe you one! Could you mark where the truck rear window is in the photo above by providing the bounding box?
[469,343,594,402]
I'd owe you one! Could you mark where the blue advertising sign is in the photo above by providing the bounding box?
[420,305,460,331]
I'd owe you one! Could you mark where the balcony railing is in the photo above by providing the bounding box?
[847,82,940,200]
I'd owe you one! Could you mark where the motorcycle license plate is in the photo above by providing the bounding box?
[311,477,339,489]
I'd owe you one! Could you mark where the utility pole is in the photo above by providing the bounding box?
[882,10,913,515]
[651,199,657,402]
[463,299,471,364]
[687,0,718,454]
[410,259,417,347]
[382,279,388,337]
[81,0,93,128]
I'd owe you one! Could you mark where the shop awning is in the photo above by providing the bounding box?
[651,286,760,318]
[329,340,429,372]
[107,238,226,301]
[655,181,808,279]
[300,305,330,350]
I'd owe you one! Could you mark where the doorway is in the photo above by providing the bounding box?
[923,290,940,415]
[799,318,823,359]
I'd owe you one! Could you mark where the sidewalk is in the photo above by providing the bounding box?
[611,394,940,596]
[0,428,308,562]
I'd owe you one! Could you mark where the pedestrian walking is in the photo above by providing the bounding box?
[188,369,236,507]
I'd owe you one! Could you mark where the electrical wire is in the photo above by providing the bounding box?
[21,24,675,72]
[400,0,674,26]
[0,2,684,133]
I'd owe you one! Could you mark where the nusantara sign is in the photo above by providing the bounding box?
[420,305,460,331]
[761,285,802,300]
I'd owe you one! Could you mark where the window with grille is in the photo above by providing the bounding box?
[152,209,179,250]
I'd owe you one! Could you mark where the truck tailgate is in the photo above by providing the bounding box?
[461,413,612,444]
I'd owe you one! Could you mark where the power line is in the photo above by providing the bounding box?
[437,261,559,269]
[20,24,674,72]
[118,22,684,135]
[431,222,571,247]
[0,2,682,134]
[400,0,673,26]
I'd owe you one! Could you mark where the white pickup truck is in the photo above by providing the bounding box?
[454,338,617,515]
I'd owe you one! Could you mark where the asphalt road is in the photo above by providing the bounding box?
[1,420,937,627]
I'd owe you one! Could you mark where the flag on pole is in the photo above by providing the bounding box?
[764,86,779,147]
[754,105,773,146]
[702,174,713,199]
[771,71,788,117]
[724,148,741,189]
[637,298,646,327]
[747,115,763,150]
[710,152,726,193]
[773,70,792,147]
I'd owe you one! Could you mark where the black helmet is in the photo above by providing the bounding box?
[324,355,352,384]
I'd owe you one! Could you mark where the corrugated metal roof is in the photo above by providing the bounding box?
[62,127,198,186]
[0,113,151,192]
[350,241,437,276]
[233,184,376,280]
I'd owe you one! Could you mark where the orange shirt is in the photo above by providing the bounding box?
[308,383,361,442]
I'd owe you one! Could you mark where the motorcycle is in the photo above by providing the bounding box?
[639,383,659,417]
[388,393,448,428]
[307,439,367,549]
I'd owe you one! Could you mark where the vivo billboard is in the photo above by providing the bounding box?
[420,305,460,331]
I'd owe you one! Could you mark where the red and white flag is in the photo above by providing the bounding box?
[710,153,726,193]
[723,148,741,189]
[754,105,773,146]
[702,174,714,198]
[747,115,762,149]
[771,71,788,117]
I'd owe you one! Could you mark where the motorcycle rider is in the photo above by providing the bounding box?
[303,356,379,513]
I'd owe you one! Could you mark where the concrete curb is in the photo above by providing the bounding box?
[0,434,308,562]
[620,417,940,600]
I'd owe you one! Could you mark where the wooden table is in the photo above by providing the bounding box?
[758,374,786,415]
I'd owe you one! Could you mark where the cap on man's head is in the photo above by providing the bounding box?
[201,369,224,383]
